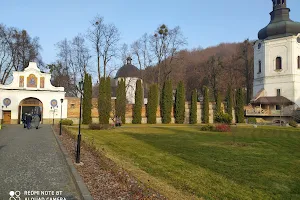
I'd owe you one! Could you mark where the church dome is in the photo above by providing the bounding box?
[258,0,300,40]
[115,57,140,78]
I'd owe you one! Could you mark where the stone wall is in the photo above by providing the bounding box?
[66,97,236,124]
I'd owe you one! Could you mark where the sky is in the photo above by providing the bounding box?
[1,0,300,65]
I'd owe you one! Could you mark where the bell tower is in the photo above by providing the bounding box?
[253,0,300,106]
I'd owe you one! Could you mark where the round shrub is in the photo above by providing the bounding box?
[215,124,231,132]
[289,120,298,128]
[89,123,112,130]
[248,117,257,124]
[214,112,232,124]
[200,124,215,131]
[61,119,73,126]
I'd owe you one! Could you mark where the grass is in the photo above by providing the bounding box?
[68,125,300,200]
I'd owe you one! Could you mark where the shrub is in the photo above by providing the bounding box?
[226,86,233,118]
[147,84,159,124]
[89,123,112,130]
[200,124,215,131]
[132,79,143,124]
[214,112,232,124]
[248,117,257,124]
[190,89,197,124]
[289,120,298,128]
[116,78,126,124]
[235,88,245,123]
[82,73,92,124]
[215,124,231,132]
[61,119,73,126]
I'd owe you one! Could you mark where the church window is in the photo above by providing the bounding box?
[258,61,262,73]
[71,104,75,109]
[276,105,281,110]
[277,89,281,96]
[276,57,282,70]
[298,56,300,69]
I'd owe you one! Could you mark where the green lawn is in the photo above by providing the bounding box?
[68,125,300,200]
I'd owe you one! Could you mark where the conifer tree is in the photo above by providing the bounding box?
[226,86,233,118]
[215,91,221,114]
[235,88,245,123]
[147,84,158,124]
[104,77,111,124]
[82,73,92,124]
[202,86,209,123]
[190,89,197,124]
[161,80,173,124]
[174,81,185,124]
[132,79,143,124]
[115,79,126,124]
[98,77,106,124]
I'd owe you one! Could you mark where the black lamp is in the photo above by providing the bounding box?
[59,98,64,135]
[76,81,84,163]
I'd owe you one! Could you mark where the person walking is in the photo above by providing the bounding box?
[26,114,32,129]
[33,114,40,129]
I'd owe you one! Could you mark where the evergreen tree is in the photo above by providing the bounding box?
[147,84,159,124]
[82,73,92,124]
[115,79,126,124]
[202,86,209,124]
[235,88,245,123]
[104,77,111,124]
[190,89,197,124]
[226,86,233,118]
[98,77,106,124]
[174,81,185,124]
[215,91,221,114]
[132,79,143,124]
[161,80,173,124]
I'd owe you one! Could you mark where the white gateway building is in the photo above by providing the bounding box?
[247,0,300,121]
[0,62,67,124]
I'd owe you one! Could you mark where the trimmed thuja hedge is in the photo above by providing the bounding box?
[235,88,245,123]
[202,86,209,124]
[147,84,159,124]
[116,78,126,124]
[226,86,233,118]
[98,77,111,124]
[190,89,197,124]
[161,80,173,124]
[174,81,185,124]
[82,73,92,124]
[132,79,143,124]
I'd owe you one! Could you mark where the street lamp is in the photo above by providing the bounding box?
[0,105,3,129]
[59,99,64,135]
[76,81,84,163]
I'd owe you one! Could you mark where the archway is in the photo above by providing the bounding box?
[18,97,43,124]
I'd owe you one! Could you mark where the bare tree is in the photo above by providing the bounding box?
[120,43,130,65]
[101,23,120,78]
[150,24,187,88]
[205,55,223,101]
[87,16,104,82]
[131,33,153,78]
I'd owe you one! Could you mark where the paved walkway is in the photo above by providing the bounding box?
[0,125,80,199]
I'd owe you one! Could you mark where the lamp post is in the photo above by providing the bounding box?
[76,81,83,163]
[59,99,64,135]
[0,105,3,129]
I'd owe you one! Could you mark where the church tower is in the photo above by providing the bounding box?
[253,0,300,106]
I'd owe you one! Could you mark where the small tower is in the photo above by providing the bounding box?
[253,0,300,106]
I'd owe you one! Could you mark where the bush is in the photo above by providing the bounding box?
[289,120,298,128]
[61,119,73,126]
[214,112,232,124]
[200,124,215,131]
[215,124,231,132]
[248,117,257,124]
[89,123,112,130]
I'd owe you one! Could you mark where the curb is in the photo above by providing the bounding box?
[51,126,93,200]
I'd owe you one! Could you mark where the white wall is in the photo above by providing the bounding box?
[253,34,300,106]
[0,62,67,123]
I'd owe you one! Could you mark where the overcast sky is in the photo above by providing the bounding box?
[1,0,300,65]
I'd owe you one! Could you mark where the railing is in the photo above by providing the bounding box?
[245,108,293,116]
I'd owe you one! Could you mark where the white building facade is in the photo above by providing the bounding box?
[253,0,300,107]
[0,62,67,124]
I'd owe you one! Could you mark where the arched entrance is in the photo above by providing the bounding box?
[18,97,43,124]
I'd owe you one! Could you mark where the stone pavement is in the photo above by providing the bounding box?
[0,125,81,199]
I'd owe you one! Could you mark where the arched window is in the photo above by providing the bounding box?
[298,56,300,69]
[276,57,282,70]
[258,60,262,73]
